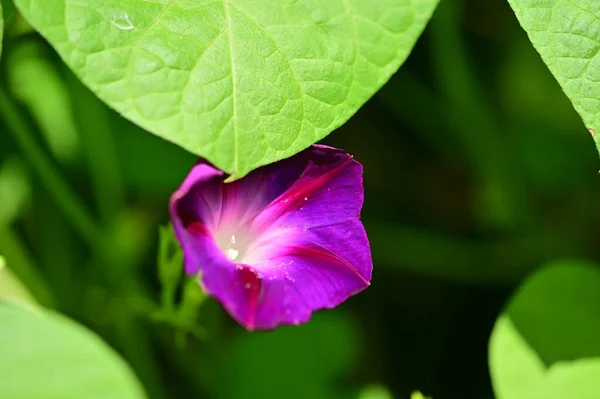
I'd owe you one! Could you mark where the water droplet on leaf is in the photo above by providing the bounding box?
[110,11,135,30]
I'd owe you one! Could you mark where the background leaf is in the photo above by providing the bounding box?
[6,40,80,163]
[489,260,600,399]
[0,303,147,399]
[506,0,600,153]
[13,0,439,177]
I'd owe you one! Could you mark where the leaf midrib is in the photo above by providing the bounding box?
[222,0,240,174]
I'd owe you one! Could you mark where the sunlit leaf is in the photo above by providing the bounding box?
[0,304,147,399]
[507,0,600,153]
[13,0,439,177]
[489,261,600,399]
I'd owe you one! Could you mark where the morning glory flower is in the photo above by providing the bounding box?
[169,145,372,330]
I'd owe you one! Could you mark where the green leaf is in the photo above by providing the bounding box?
[13,0,439,177]
[506,0,600,154]
[489,316,546,399]
[536,358,600,398]
[489,260,600,399]
[0,303,147,399]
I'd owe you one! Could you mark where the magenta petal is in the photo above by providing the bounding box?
[250,146,363,233]
[169,145,372,330]
[245,221,371,329]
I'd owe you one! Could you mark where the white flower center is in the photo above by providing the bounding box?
[214,222,286,265]
[225,235,240,260]
[215,228,251,263]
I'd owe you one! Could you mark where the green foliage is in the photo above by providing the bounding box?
[153,225,207,342]
[370,0,598,287]
[2,1,600,398]
[357,385,394,399]
[157,224,184,309]
[13,0,439,177]
[507,0,600,153]
[489,261,600,399]
[0,157,30,223]
[6,40,80,162]
[0,2,3,57]
[0,0,15,25]
[0,256,37,310]
[0,303,147,399]
[0,224,56,307]
[214,313,358,399]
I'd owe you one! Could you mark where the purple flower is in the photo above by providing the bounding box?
[169,145,372,330]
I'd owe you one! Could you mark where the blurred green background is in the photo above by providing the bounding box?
[1,0,599,398]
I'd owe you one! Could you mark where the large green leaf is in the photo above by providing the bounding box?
[0,303,147,399]
[489,261,600,399]
[13,0,439,177]
[507,0,600,153]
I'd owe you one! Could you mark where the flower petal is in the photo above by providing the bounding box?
[170,157,300,273]
[170,145,372,330]
[170,163,224,274]
[250,146,363,234]
[244,220,372,329]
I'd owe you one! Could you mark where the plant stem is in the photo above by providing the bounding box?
[0,88,102,247]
